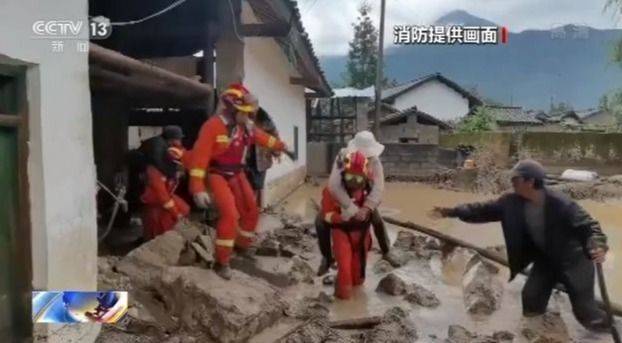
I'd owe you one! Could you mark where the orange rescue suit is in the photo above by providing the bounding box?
[141,165,190,240]
[188,114,285,265]
[321,187,372,299]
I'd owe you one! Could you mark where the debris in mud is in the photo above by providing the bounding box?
[289,256,315,284]
[255,233,281,257]
[285,292,332,320]
[365,307,418,343]
[323,274,336,285]
[373,259,394,274]
[376,273,409,296]
[462,259,503,315]
[445,325,515,343]
[404,283,440,308]
[520,312,569,343]
[277,317,357,343]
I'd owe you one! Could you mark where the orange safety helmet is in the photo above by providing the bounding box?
[221,83,256,114]
[343,151,370,178]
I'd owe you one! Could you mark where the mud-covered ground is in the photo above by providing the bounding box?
[96,193,619,343]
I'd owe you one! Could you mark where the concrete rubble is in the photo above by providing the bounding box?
[97,210,608,343]
[404,283,441,308]
[462,259,504,315]
[376,273,409,296]
[364,307,418,343]
[445,325,515,343]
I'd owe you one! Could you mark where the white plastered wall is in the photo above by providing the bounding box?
[0,0,99,341]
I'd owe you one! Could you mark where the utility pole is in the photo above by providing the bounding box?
[373,0,386,139]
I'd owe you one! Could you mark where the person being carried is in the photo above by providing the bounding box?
[139,126,190,240]
[187,84,287,280]
[245,95,280,208]
[316,130,395,276]
[321,151,374,299]
[430,159,610,332]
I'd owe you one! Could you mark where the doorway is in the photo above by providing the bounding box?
[0,65,32,340]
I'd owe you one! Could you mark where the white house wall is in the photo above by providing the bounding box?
[392,79,470,121]
[242,3,307,195]
[0,0,98,341]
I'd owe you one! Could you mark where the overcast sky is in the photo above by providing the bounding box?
[298,0,622,56]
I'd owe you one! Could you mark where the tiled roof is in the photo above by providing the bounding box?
[488,106,543,124]
[377,104,452,130]
[382,73,482,107]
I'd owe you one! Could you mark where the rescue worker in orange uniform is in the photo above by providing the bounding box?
[140,127,190,240]
[321,151,373,299]
[187,84,287,280]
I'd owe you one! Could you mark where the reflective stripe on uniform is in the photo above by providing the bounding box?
[222,88,243,98]
[216,135,230,143]
[163,199,175,209]
[215,239,235,248]
[190,168,206,178]
[238,230,255,239]
[267,136,276,148]
[324,212,335,223]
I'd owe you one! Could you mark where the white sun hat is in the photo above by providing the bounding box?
[346,130,385,158]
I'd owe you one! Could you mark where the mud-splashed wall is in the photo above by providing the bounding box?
[441,132,622,175]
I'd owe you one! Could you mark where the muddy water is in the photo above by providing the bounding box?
[279,181,622,302]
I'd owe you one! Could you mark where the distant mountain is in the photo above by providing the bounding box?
[434,10,497,27]
[319,12,622,111]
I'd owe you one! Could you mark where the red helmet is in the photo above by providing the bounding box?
[343,151,370,177]
[221,83,256,113]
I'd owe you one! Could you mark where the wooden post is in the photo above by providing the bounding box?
[202,20,217,117]
[373,0,386,140]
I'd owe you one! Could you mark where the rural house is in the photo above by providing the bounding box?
[381,72,482,122]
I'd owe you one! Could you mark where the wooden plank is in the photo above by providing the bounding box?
[289,77,311,85]
[329,316,382,330]
[0,114,20,127]
[240,22,290,37]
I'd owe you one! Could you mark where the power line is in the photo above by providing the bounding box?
[109,0,190,26]
[303,0,321,15]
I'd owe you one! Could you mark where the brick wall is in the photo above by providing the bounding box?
[381,144,455,177]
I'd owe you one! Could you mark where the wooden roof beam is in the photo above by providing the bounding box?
[240,22,290,37]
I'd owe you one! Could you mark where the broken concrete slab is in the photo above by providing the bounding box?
[376,273,409,296]
[175,221,203,243]
[157,266,286,343]
[404,283,440,308]
[124,230,186,267]
[393,231,417,250]
[191,242,214,267]
[230,255,315,288]
[462,260,504,315]
[365,307,418,343]
[255,234,281,257]
[98,257,133,291]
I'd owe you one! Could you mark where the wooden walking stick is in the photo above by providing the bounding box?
[595,262,621,343]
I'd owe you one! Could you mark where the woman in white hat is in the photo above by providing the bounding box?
[316,130,396,275]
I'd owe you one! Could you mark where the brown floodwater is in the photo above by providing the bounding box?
[281,181,622,302]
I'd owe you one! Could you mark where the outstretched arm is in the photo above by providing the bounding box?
[432,196,505,223]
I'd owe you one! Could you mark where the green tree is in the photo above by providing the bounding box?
[457,106,495,133]
[604,1,622,128]
[343,2,380,88]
